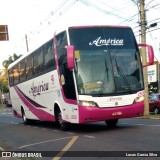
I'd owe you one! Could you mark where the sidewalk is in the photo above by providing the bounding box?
[139,114,160,120]
[0,105,19,160]
[0,104,12,111]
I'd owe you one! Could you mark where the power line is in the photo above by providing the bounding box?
[135,27,160,37]
[58,0,77,16]
[96,0,136,17]
[51,0,70,14]
[118,13,139,25]
[40,0,76,24]
[79,0,131,20]
[147,18,160,23]
[26,0,159,46]
[149,32,159,51]
[146,27,160,33]
[27,0,78,40]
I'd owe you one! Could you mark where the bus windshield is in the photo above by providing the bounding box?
[69,27,143,96]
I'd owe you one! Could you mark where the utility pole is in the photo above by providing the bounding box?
[25,34,29,52]
[139,0,149,115]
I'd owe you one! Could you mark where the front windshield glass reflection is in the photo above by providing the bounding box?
[69,27,144,96]
[75,49,143,95]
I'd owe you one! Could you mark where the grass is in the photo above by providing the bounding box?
[139,113,160,119]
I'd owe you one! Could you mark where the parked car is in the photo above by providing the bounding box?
[6,99,12,107]
[149,93,160,114]
[3,93,12,107]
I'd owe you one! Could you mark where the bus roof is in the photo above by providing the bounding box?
[68,25,130,29]
[55,25,130,35]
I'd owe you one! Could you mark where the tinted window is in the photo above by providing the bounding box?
[43,39,55,70]
[69,27,136,50]
[56,31,76,100]
[20,59,26,82]
[8,38,56,85]
[13,64,19,85]
[8,69,14,86]
[69,27,144,95]
[26,55,33,79]
[34,49,44,75]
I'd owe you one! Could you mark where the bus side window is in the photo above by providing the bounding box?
[44,40,55,71]
[26,55,33,80]
[20,59,26,82]
[34,49,44,75]
[8,69,14,86]
[13,64,20,85]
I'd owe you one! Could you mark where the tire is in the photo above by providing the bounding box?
[154,107,160,114]
[56,109,69,131]
[105,119,118,128]
[22,109,32,125]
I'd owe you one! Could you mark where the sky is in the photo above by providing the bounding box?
[0,0,160,69]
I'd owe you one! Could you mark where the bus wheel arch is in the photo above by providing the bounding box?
[54,104,61,123]
[54,103,70,131]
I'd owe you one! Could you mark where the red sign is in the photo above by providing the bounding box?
[0,25,9,41]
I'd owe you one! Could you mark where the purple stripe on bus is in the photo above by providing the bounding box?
[14,86,55,121]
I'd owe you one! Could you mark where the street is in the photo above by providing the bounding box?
[0,107,160,160]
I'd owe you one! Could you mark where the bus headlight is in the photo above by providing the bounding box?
[78,100,97,107]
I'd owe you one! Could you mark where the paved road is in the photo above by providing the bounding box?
[0,107,160,160]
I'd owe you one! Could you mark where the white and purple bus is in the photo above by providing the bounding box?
[8,25,154,130]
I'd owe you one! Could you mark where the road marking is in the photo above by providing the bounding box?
[66,132,75,135]
[18,136,74,149]
[148,124,160,127]
[10,122,18,124]
[53,130,59,132]
[84,135,95,138]
[121,123,144,126]
[0,147,4,151]
[53,136,78,160]
[121,123,160,127]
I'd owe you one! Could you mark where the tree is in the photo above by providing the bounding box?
[2,53,22,69]
[0,53,22,93]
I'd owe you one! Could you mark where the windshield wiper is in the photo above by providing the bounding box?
[98,53,111,95]
[115,59,133,93]
[104,58,109,81]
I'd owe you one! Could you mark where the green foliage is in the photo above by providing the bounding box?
[2,53,22,69]
[0,53,22,93]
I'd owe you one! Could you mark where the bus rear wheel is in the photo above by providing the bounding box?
[105,119,118,128]
[56,109,69,131]
[22,109,32,125]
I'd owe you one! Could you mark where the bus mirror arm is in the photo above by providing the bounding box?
[138,43,154,68]
[66,45,75,70]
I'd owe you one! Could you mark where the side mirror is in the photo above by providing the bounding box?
[66,45,75,70]
[138,44,154,67]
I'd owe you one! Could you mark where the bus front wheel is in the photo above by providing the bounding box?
[105,119,118,128]
[55,109,69,131]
